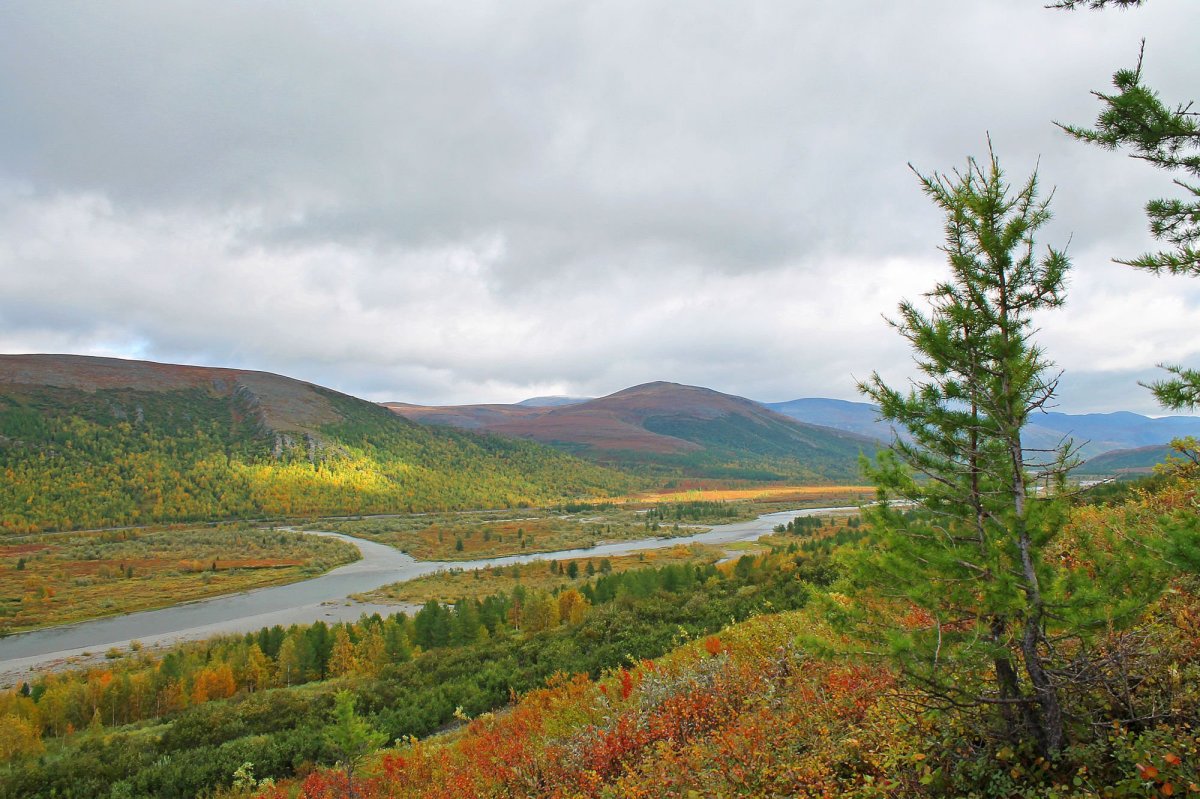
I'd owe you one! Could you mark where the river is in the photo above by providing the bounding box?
[0,507,847,683]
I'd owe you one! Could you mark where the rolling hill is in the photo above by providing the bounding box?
[767,396,1200,460]
[765,398,898,442]
[386,382,878,481]
[1075,444,1176,477]
[0,355,632,533]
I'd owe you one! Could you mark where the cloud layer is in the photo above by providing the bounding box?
[2,1,1197,413]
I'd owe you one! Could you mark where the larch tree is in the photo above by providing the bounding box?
[326,689,388,799]
[328,626,360,678]
[853,146,1160,756]
[1054,0,1200,409]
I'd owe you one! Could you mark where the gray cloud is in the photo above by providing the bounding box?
[1,1,1197,414]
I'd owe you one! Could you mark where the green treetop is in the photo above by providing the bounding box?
[853,146,1163,756]
[326,689,388,798]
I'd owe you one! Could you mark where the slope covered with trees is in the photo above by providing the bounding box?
[0,552,819,798]
[0,356,633,533]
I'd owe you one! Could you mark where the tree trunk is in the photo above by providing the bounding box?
[1018,529,1065,755]
[991,616,1035,742]
[1000,288,1066,754]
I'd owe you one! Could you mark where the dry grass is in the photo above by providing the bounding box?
[321,489,868,562]
[616,484,874,505]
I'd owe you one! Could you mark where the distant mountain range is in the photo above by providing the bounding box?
[1072,445,1176,477]
[394,390,1198,478]
[0,355,631,533]
[386,382,879,482]
[765,398,900,442]
[764,397,1200,473]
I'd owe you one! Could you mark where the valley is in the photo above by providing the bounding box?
[7,3,1200,796]
[0,505,844,685]
[1,355,1197,799]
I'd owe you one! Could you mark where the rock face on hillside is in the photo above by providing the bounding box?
[0,354,348,435]
[387,381,877,481]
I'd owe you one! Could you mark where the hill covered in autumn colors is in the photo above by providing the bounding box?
[0,355,633,533]
[386,381,877,482]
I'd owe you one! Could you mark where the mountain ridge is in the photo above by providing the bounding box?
[766,396,1200,460]
[387,381,878,481]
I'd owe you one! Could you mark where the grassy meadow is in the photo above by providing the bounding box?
[317,489,866,562]
[0,526,359,634]
[617,482,873,506]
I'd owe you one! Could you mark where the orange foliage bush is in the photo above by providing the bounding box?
[261,611,901,799]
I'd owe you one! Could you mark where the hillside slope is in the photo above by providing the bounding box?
[1076,443,1176,476]
[0,355,632,533]
[388,382,877,481]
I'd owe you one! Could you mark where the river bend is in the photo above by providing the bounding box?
[0,507,846,682]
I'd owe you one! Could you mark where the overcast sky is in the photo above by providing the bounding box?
[2,1,1198,414]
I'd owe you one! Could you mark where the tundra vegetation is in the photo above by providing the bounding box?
[265,424,1200,797]
[317,499,777,561]
[0,551,820,798]
[0,526,359,634]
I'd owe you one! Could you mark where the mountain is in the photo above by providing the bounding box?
[1029,411,1200,457]
[766,398,895,441]
[386,381,878,481]
[0,355,631,533]
[767,397,1200,460]
[516,396,591,407]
